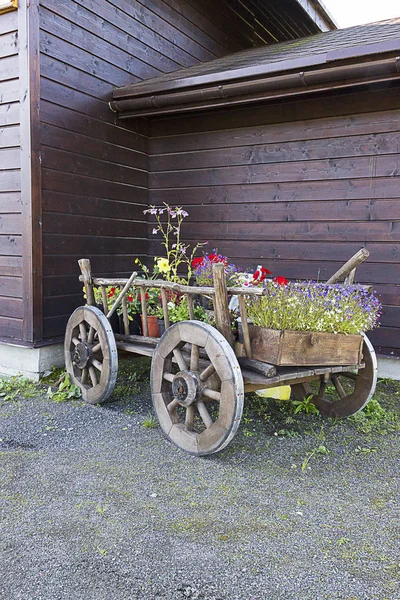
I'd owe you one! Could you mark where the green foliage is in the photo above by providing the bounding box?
[142,413,158,429]
[0,375,37,401]
[291,395,320,415]
[349,396,400,434]
[301,445,330,471]
[167,297,210,324]
[47,373,81,402]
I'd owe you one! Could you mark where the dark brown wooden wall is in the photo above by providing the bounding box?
[0,10,23,340]
[39,0,252,339]
[149,85,400,357]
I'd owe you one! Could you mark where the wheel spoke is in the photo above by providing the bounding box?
[331,375,346,399]
[167,398,179,413]
[163,372,174,383]
[87,326,95,345]
[196,400,213,428]
[91,342,102,354]
[173,348,188,371]
[342,372,357,380]
[72,337,80,346]
[199,363,216,382]
[185,405,195,431]
[81,368,88,385]
[79,322,87,342]
[89,366,98,387]
[190,344,199,371]
[202,388,221,401]
[92,358,103,372]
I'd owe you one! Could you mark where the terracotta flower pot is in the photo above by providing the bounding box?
[140,314,160,338]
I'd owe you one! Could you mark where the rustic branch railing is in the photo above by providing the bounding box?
[78,248,371,352]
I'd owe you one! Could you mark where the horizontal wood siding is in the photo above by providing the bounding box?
[149,86,400,356]
[39,0,252,338]
[0,9,23,340]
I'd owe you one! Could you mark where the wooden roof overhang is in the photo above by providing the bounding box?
[111,21,400,120]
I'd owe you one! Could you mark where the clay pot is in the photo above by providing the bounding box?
[140,314,160,337]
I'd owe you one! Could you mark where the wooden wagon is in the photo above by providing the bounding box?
[64,249,378,456]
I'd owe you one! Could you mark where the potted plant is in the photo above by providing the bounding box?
[244,278,381,366]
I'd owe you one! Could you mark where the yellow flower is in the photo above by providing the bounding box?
[156,257,170,273]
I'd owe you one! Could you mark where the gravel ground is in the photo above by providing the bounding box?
[0,360,399,600]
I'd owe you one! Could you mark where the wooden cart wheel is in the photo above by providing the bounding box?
[151,321,244,456]
[293,334,378,418]
[64,306,118,404]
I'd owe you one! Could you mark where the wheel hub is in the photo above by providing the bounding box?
[73,341,92,369]
[172,371,200,407]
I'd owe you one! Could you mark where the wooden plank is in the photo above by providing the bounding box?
[41,146,147,188]
[150,154,400,188]
[40,6,163,82]
[20,0,43,342]
[40,100,148,153]
[0,255,21,277]
[0,125,20,149]
[0,54,18,82]
[0,102,19,127]
[107,0,218,62]
[42,191,146,221]
[42,169,147,204]
[150,177,400,204]
[182,221,400,243]
[150,86,400,137]
[0,31,18,59]
[0,315,23,339]
[0,213,22,234]
[0,169,21,192]
[0,148,20,170]
[0,78,19,105]
[150,108,400,154]
[43,234,148,256]
[166,199,400,224]
[41,124,148,171]
[0,10,18,36]
[151,130,400,171]
[0,192,21,212]
[0,275,22,297]
[0,295,22,318]
[42,254,148,277]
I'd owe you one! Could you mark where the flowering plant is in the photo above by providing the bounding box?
[246,280,381,335]
[192,250,238,286]
[145,204,207,283]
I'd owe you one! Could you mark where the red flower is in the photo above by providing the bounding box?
[273,276,288,286]
[127,295,133,302]
[191,257,204,268]
[107,287,116,298]
[138,292,149,302]
[253,266,272,283]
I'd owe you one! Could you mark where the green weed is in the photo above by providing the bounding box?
[301,445,330,471]
[142,413,158,429]
[0,375,37,401]
[47,373,81,402]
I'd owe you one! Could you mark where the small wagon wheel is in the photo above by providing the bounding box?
[294,334,378,418]
[65,306,118,404]
[151,321,244,456]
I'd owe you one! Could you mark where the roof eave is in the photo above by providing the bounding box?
[294,0,338,32]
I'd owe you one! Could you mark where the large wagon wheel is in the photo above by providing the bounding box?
[151,321,244,456]
[65,306,118,404]
[293,335,378,418]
